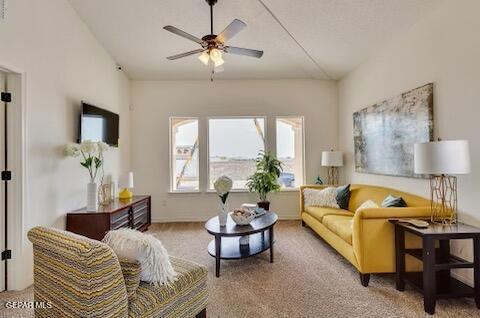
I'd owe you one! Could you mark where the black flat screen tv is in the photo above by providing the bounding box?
[78,102,119,147]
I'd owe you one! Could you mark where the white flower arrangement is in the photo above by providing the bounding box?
[214,175,233,203]
[65,140,110,182]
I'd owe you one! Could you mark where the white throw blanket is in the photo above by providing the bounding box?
[103,228,177,285]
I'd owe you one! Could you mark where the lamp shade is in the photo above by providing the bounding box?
[119,172,134,188]
[414,140,471,175]
[321,151,343,167]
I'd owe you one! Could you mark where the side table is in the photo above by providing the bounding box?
[390,220,480,315]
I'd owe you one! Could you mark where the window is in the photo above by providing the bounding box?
[208,117,266,189]
[170,118,199,191]
[276,117,304,188]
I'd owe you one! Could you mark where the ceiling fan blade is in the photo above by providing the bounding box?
[224,46,264,58]
[166,49,205,60]
[216,19,247,43]
[163,25,205,45]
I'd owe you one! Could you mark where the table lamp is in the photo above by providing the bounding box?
[321,150,343,186]
[119,172,134,200]
[414,139,470,224]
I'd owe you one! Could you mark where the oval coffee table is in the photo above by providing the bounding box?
[205,211,278,277]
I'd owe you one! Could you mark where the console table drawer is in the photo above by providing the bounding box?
[111,208,130,224]
[67,195,151,240]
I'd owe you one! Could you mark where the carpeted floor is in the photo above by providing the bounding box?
[1,220,479,317]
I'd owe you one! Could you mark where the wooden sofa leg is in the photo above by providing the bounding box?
[359,273,370,287]
[196,308,206,318]
[301,220,306,227]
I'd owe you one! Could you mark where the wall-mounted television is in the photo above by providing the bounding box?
[78,102,119,147]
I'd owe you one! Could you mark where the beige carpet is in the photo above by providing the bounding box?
[1,221,479,317]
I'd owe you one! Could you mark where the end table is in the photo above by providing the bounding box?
[390,220,480,315]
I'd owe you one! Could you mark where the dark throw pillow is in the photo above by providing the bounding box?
[336,184,351,210]
[382,195,407,208]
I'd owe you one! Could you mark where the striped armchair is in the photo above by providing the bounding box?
[28,227,208,318]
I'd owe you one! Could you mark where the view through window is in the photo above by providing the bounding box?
[208,118,265,189]
[170,118,199,191]
[276,117,304,188]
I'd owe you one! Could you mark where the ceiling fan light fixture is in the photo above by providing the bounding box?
[213,57,224,67]
[209,49,223,62]
[198,51,210,65]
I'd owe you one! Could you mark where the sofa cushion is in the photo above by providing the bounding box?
[304,206,353,222]
[322,215,353,245]
[336,184,351,210]
[128,257,208,318]
[382,195,407,208]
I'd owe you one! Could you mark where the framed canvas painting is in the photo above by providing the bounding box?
[353,83,434,178]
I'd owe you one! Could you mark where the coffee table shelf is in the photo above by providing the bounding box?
[207,231,272,259]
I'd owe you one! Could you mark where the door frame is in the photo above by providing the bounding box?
[0,61,27,291]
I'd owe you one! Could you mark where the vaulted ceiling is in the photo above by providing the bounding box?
[69,0,442,80]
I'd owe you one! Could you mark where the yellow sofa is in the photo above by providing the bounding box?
[300,184,431,286]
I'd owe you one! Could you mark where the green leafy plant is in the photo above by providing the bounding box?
[246,151,283,201]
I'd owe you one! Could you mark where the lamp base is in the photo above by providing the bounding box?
[119,188,133,200]
[326,167,339,186]
[430,175,457,224]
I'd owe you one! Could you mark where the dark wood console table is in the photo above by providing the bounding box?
[390,220,480,315]
[67,195,151,240]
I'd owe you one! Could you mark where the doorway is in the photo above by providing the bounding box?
[0,65,25,292]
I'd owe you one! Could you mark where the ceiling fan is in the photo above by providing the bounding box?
[163,0,263,79]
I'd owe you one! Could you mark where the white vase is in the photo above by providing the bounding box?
[87,182,98,211]
[218,201,228,227]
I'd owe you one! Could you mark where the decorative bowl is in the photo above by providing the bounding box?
[230,209,255,226]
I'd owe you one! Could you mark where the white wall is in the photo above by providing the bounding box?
[131,80,337,222]
[338,0,480,285]
[0,0,131,289]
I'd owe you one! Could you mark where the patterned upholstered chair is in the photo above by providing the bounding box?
[28,227,208,318]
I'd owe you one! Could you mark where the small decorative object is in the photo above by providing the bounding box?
[65,140,110,211]
[353,83,433,178]
[230,209,255,226]
[246,151,283,211]
[241,203,257,215]
[254,207,266,218]
[239,236,249,245]
[119,172,134,200]
[214,175,233,226]
[98,183,113,206]
[315,176,323,185]
[321,150,343,186]
[414,139,471,224]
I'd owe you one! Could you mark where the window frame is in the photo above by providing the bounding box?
[275,116,306,190]
[169,116,200,193]
[206,115,268,191]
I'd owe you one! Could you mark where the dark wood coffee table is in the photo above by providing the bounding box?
[205,211,278,277]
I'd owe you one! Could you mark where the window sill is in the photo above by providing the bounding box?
[168,188,300,194]
[168,190,201,194]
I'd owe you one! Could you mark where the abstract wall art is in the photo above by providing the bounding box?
[353,83,433,178]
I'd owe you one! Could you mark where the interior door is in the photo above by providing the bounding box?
[0,71,5,292]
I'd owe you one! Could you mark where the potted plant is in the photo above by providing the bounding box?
[246,151,283,211]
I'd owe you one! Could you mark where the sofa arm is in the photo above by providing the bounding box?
[351,207,431,273]
[119,258,141,302]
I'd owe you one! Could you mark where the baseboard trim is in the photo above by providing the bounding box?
[151,215,300,223]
